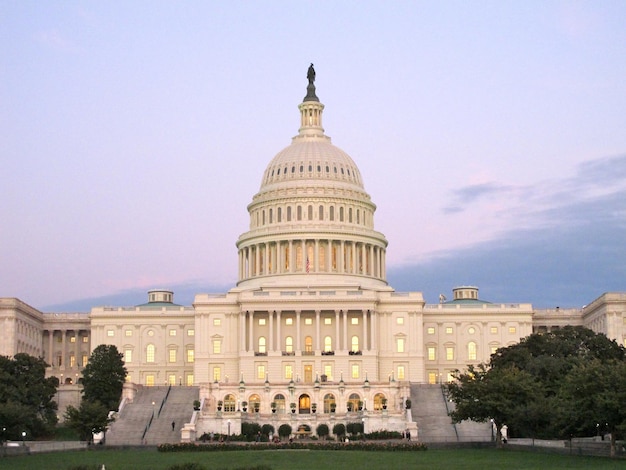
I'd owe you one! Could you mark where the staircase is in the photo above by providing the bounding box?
[106,386,198,446]
[410,384,492,443]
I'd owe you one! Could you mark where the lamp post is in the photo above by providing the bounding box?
[21,431,26,446]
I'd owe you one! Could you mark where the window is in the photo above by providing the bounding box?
[82,336,88,343]
[509,326,517,334]
[147,330,154,337]
[187,329,195,336]
[224,394,236,412]
[324,364,333,381]
[274,394,286,413]
[351,335,359,352]
[428,346,436,361]
[258,337,266,353]
[285,317,293,325]
[146,375,155,386]
[69,355,76,367]
[397,317,404,325]
[146,344,155,363]
[107,329,114,337]
[348,392,360,410]
[187,349,194,363]
[305,336,313,353]
[124,349,132,363]
[373,393,385,410]
[397,365,405,380]
[351,364,360,379]
[491,346,499,355]
[187,375,194,386]
[324,336,332,352]
[427,327,435,334]
[468,341,477,361]
[324,318,332,325]
[446,327,453,334]
[213,340,221,354]
[82,354,88,366]
[468,327,475,334]
[490,326,498,334]
[213,367,221,382]
[285,364,293,380]
[258,318,266,326]
[70,336,76,343]
[446,346,454,361]
[168,374,176,386]
[305,318,312,325]
[285,336,293,353]
[169,329,177,336]
[213,319,221,326]
[323,393,336,413]
[125,329,132,337]
[396,338,405,353]
[257,364,266,380]
[351,317,359,325]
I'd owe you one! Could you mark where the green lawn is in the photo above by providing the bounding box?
[1,448,624,470]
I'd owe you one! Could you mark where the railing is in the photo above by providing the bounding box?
[440,383,459,442]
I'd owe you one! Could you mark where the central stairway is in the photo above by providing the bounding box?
[106,385,199,446]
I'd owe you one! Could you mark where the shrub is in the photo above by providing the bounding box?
[316,423,330,439]
[332,423,346,439]
[261,423,275,437]
[167,464,206,470]
[278,423,292,439]
[242,422,262,441]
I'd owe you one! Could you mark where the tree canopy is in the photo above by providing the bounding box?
[0,353,58,439]
[81,344,127,411]
[447,326,626,455]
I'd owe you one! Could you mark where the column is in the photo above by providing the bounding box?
[276,311,282,353]
[340,241,345,273]
[371,311,377,350]
[296,310,301,352]
[240,312,247,353]
[48,330,54,366]
[334,310,340,352]
[288,240,293,273]
[314,239,319,272]
[343,311,348,352]
[315,310,321,351]
[61,330,67,370]
[255,245,260,276]
[74,329,80,368]
[249,312,254,353]
[269,311,274,352]
[362,310,368,351]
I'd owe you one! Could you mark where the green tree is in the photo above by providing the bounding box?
[332,422,346,441]
[346,421,363,436]
[0,353,58,438]
[277,423,292,440]
[559,359,626,457]
[241,421,261,441]
[81,345,127,411]
[261,423,274,438]
[316,423,329,440]
[64,400,113,442]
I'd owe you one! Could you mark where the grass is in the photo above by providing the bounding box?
[1,447,624,470]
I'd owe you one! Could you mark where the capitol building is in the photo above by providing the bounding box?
[2,67,625,440]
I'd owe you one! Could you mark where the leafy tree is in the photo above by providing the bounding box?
[64,400,113,442]
[332,423,346,440]
[277,423,292,440]
[261,423,274,437]
[81,345,127,411]
[0,353,58,438]
[558,359,626,457]
[316,423,329,439]
[241,421,261,441]
[346,421,363,436]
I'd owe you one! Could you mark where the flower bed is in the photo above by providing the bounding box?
[158,441,427,453]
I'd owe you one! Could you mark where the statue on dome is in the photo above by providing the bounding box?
[307,63,316,85]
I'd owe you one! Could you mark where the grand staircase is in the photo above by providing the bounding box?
[410,384,491,442]
[106,386,198,446]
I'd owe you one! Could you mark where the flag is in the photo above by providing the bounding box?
[306,257,310,273]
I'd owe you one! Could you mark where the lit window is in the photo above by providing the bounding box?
[446,347,454,361]
[125,330,132,337]
[324,336,332,352]
[124,349,132,363]
[468,341,477,361]
[509,327,517,334]
[428,371,437,384]
[397,317,404,325]
[82,336,88,343]
[490,327,498,334]
[187,349,194,363]
[351,317,359,325]
[146,344,155,363]
[107,330,114,337]
[257,364,266,380]
[428,346,436,361]
[69,355,76,367]
[187,375,194,386]
[351,335,359,352]
[305,318,312,325]
[468,327,475,334]
[324,364,333,381]
[397,338,405,353]
[285,365,293,380]
[397,366,405,380]
[168,349,177,363]
[147,330,154,337]
[305,336,313,353]
[213,367,221,382]
[213,340,221,354]
[82,354,88,366]
[351,364,360,379]
[258,337,266,353]
[258,318,266,326]
[446,327,453,334]
[324,318,332,325]
[70,336,76,343]
[146,375,155,386]
[285,336,293,353]
[286,318,293,325]
[213,319,221,326]
[427,327,435,334]
[169,329,176,336]
[491,346,498,354]
[187,329,195,336]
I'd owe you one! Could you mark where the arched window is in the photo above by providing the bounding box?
[339,207,344,222]
[323,393,336,413]
[307,205,313,220]
[305,336,313,353]
[329,206,334,221]
[287,206,292,222]
[258,337,266,354]
[146,344,155,363]
[277,207,282,222]
[468,341,477,361]
[324,336,332,352]
[285,336,293,353]
[351,335,359,352]
[349,208,353,223]
[249,394,261,412]
[274,393,286,413]
[297,206,302,221]
[318,205,324,220]
[269,208,273,223]
[348,393,361,411]
[373,393,386,411]
[224,394,236,412]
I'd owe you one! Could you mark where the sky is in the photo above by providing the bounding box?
[1,1,625,312]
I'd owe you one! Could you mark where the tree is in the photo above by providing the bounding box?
[241,421,261,441]
[316,423,329,440]
[0,353,58,438]
[559,359,626,457]
[81,345,127,411]
[64,400,113,442]
[261,423,274,438]
[346,421,364,436]
[332,423,346,441]
[277,423,292,440]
